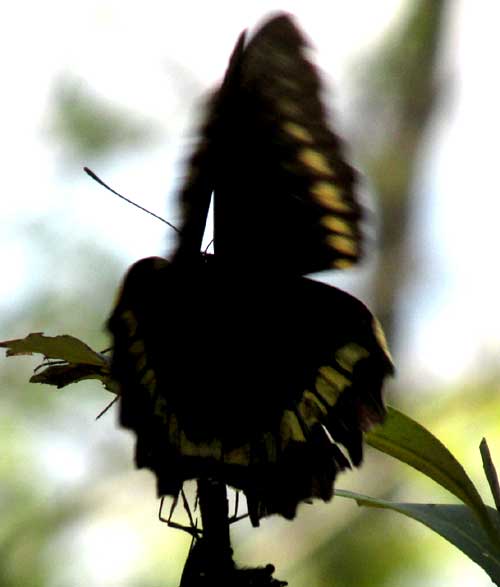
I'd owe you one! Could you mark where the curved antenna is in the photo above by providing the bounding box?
[84,167,180,234]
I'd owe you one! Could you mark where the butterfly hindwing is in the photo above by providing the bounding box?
[108,255,393,523]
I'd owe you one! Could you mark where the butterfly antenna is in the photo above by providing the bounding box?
[83,167,180,233]
[95,395,119,420]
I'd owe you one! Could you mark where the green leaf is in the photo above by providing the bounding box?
[0,332,116,392]
[30,362,117,393]
[0,333,107,366]
[366,406,491,526]
[480,438,500,512]
[336,489,500,586]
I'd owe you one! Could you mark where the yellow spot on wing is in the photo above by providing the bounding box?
[135,354,147,373]
[335,343,370,373]
[129,339,145,355]
[140,369,156,388]
[297,390,328,427]
[315,376,340,406]
[121,310,138,336]
[225,444,251,466]
[282,121,314,143]
[154,396,168,420]
[331,258,355,269]
[311,182,351,212]
[180,431,222,459]
[298,148,332,175]
[372,317,394,365]
[280,410,306,445]
[318,366,351,392]
[278,99,301,117]
[326,234,358,256]
[321,216,354,236]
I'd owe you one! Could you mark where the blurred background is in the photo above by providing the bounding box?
[1,0,500,585]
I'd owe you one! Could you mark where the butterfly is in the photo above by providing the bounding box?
[107,13,394,526]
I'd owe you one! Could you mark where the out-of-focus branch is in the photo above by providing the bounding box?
[353,0,449,346]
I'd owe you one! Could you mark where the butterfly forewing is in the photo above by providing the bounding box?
[173,33,247,262]
[176,14,362,274]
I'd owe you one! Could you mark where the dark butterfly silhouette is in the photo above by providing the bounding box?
[107,13,393,526]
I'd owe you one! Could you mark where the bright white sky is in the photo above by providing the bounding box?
[404,1,500,388]
[2,2,500,585]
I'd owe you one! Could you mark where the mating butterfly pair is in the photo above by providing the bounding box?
[107,13,393,526]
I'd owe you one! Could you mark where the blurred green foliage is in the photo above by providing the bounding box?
[49,77,156,159]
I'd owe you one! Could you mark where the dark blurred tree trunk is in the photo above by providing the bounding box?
[353,0,449,348]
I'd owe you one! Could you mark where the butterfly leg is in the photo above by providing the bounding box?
[158,492,202,538]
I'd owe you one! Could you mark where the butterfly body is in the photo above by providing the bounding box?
[108,13,393,525]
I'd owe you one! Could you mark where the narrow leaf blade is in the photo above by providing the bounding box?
[480,438,500,512]
[366,407,489,522]
[336,489,500,585]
